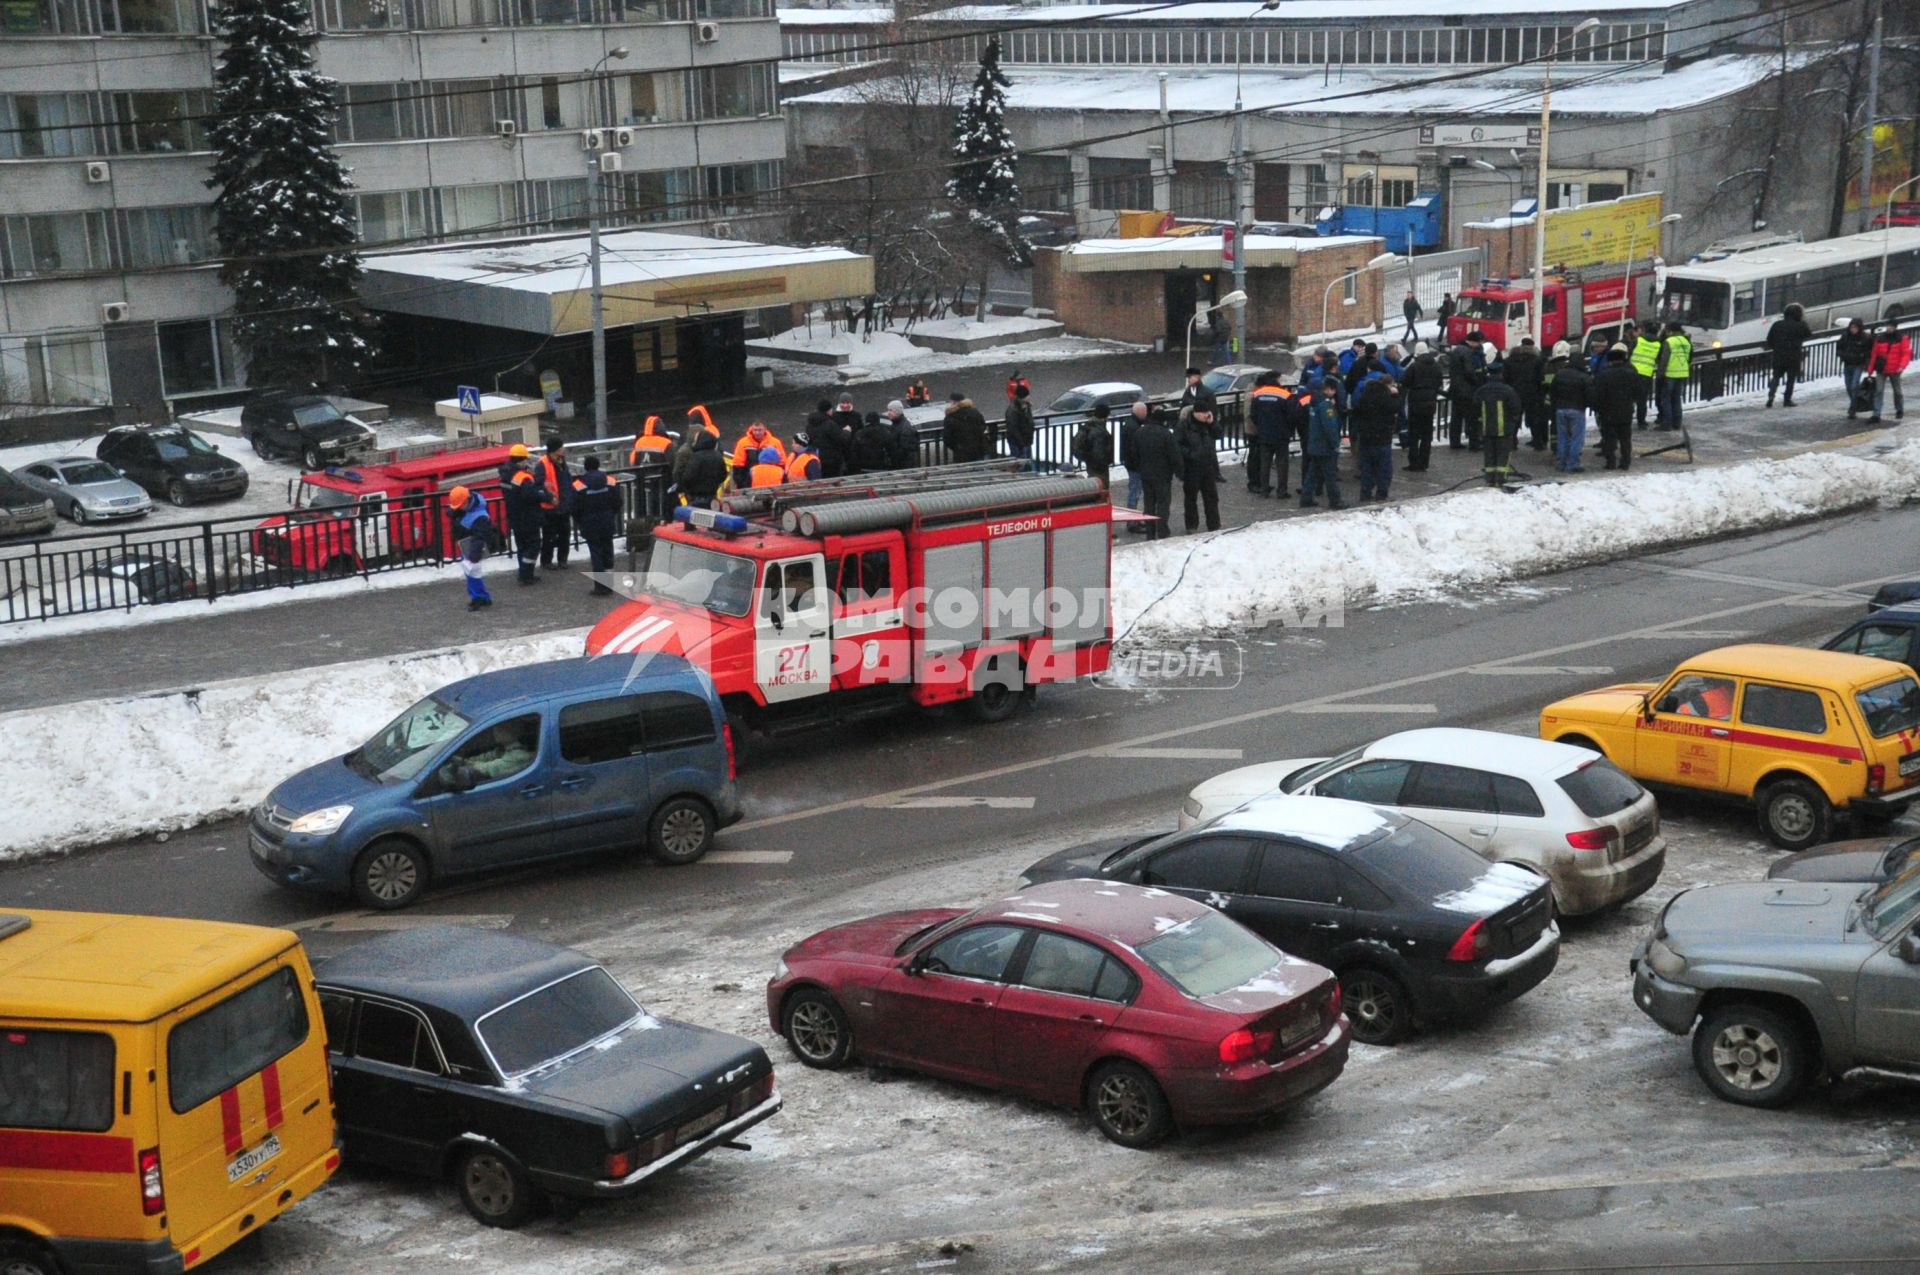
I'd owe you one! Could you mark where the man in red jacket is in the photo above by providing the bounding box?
[1868,321,1911,423]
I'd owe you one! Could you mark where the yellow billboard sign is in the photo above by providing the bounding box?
[1542,192,1665,270]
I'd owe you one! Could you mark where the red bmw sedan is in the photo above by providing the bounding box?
[767,879,1349,1147]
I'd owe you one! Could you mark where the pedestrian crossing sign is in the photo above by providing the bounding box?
[457,385,482,415]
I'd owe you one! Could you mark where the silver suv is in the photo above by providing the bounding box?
[1631,859,1920,1107]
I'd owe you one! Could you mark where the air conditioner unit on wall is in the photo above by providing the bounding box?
[612,126,634,148]
[696,20,719,42]
[84,160,111,184]
[101,301,130,323]
[496,119,518,138]
[597,152,624,174]
[580,129,605,151]
[710,220,733,239]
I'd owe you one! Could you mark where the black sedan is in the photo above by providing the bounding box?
[96,424,249,506]
[1021,794,1560,1045]
[316,927,779,1228]
[241,392,376,469]
[1766,834,1918,884]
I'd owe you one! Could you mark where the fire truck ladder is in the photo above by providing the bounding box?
[721,461,1106,537]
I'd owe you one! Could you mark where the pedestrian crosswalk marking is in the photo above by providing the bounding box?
[704,850,794,864]
[1291,703,1438,715]
[876,796,1037,809]
[1469,666,1614,676]
[1098,747,1246,760]
[290,912,514,933]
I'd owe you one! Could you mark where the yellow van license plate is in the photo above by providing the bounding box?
[227,1133,282,1182]
[1900,753,1920,778]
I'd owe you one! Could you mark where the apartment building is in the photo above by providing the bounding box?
[1,0,786,428]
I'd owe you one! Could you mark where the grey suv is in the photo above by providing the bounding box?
[1631,861,1920,1107]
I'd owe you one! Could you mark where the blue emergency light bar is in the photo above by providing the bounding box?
[673,506,750,535]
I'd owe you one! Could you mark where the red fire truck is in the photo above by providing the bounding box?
[250,439,514,575]
[584,463,1115,735]
[1444,267,1650,352]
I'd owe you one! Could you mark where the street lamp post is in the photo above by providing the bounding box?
[1229,0,1280,362]
[586,46,630,439]
[1877,173,1920,319]
[1187,289,1247,370]
[1319,252,1398,340]
[1624,212,1683,333]
[1531,17,1600,345]
[1468,158,1521,274]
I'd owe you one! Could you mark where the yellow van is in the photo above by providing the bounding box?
[1540,644,1920,851]
[0,910,338,1275]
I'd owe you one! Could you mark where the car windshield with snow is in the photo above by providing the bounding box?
[1023,793,1559,1046]
[768,878,1347,1148]
[316,927,778,1229]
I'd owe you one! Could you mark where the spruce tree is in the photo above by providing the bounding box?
[944,37,1031,316]
[207,0,375,392]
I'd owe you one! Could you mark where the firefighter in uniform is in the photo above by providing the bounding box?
[903,378,931,407]
[628,414,675,465]
[1475,371,1525,487]
[446,485,494,611]
[1656,322,1692,431]
[749,446,786,489]
[569,456,619,595]
[730,422,786,489]
[498,443,545,585]
[535,435,572,570]
[1246,374,1294,497]
[786,432,822,483]
[1628,322,1664,431]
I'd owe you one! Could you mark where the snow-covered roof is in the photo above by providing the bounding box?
[1058,232,1378,273]
[362,230,874,334]
[936,0,1694,20]
[777,4,891,23]
[1362,728,1604,778]
[790,55,1785,120]
[1209,794,1399,849]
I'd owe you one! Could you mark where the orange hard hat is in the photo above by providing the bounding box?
[448,485,470,506]
[509,443,530,458]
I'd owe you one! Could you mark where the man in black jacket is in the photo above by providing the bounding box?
[1003,384,1036,469]
[498,445,546,585]
[676,428,729,506]
[569,455,619,595]
[943,392,990,463]
[1351,374,1400,501]
[1765,303,1812,407]
[1502,337,1548,450]
[1245,373,1295,497]
[885,401,920,469]
[823,395,861,477]
[853,411,895,473]
[1447,332,1488,448]
[1590,344,1639,471]
[1133,407,1182,541]
[1547,340,1592,472]
[1400,343,1445,471]
[1177,405,1223,533]
[1071,406,1114,490]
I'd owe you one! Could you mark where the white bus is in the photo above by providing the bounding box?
[1658,225,1920,346]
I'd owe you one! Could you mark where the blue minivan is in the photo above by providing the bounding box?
[250,655,740,909]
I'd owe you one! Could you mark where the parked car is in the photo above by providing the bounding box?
[249,655,740,909]
[1022,795,1560,1045]
[1865,581,1920,612]
[0,470,55,538]
[11,456,151,523]
[1824,603,1920,675]
[768,878,1348,1147]
[1041,381,1147,425]
[73,552,197,605]
[96,424,249,506]
[1767,834,1918,884]
[1540,644,1920,851]
[1017,212,1078,247]
[1631,860,1920,1107]
[318,927,778,1228]
[1159,364,1275,401]
[241,392,377,469]
[1179,728,1666,915]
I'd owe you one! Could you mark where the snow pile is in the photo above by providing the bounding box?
[1113,441,1920,637]
[1,632,582,862]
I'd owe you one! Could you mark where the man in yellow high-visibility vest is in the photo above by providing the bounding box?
[1656,323,1692,432]
[1628,321,1664,432]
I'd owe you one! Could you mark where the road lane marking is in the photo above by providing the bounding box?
[1780,596,1872,608]
[726,568,1920,836]
[1629,629,1750,640]
[703,850,794,864]
[1097,747,1245,760]
[290,912,514,933]
[1290,703,1437,714]
[875,796,1038,810]
[1622,561,1874,601]
[1469,665,1614,676]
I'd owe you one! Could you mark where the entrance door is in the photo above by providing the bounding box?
[1165,272,1202,349]
[756,556,832,703]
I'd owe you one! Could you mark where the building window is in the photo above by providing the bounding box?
[429,79,502,137]
[110,90,209,153]
[703,159,778,214]
[1018,154,1072,211]
[336,83,413,142]
[1087,157,1152,212]
[695,0,767,16]
[156,317,243,397]
[1,212,115,278]
[625,71,688,124]
[315,0,402,28]
[0,94,97,159]
[696,63,772,119]
[521,176,590,229]
[354,190,432,244]
[438,182,515,237]
[0,330,112,407]
[118,205,213,268]
[606,167,697,223]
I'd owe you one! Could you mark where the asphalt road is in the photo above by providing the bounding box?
[8,503,1920,1273]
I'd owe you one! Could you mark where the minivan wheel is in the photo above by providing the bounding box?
[1693,1003,1813,1108]
[454,1147,538,1229]
[782,989,853,1069]
[647,797,713,865]
[1758,778,1831,851]
[352,839,428,909]
[1087,1061,1174,1149]
[0,1237,61,1275]
[1340,967,1412,1046]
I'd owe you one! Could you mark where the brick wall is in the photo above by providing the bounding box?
[1461,221,1536,281]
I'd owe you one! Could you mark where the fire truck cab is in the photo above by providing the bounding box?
[250,440,513,575]
[585,463,1115,735]
[1444,269,1643,353]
